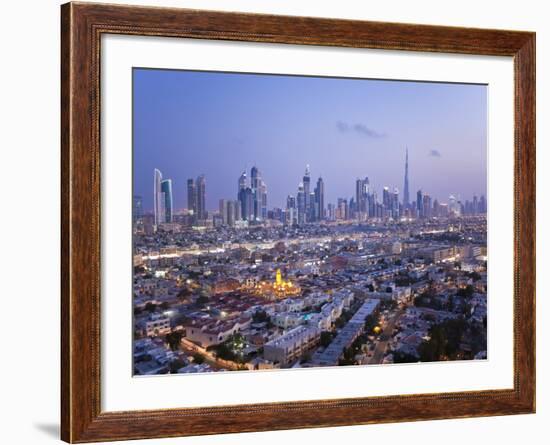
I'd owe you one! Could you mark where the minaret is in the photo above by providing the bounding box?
[403,147,410,209]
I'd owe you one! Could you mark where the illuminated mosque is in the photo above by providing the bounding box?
[253,268,301,300]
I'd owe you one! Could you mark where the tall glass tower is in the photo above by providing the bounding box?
[303,165,311,220]
[196,174,206,221]
[187,178,196,216]
[153,168,165,226]
[133,195,143,225]
[403,147,410,209]
[250,166,261,221]
[161,179,173,223]
[314,176,325,221]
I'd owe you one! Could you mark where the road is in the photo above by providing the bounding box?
[180,338,241,370]
[367,308,404,365]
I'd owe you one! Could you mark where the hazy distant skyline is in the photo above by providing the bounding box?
[133,68,487,212]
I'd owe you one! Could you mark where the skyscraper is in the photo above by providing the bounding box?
[187,178,197,216]
[161,179,173,223]
[219,199,228,225]
[303,165,311,222]
[479,195,487,213]
[227,200,238,226]
[416,189,423,218]
[403,147,410,209]
[383,186,391,215]
[286,195,297,226]
[153,168,165,226]
[314,176,325,221]
[237,171,247,220]
[133,195,143,225]
[337,198,348,220]
[392,187,400,219]
[356,177,369,220]
[297,182,306,225]
[196,174,206,220]
[260,180,268,220]
[250,166,260,221]
[238,171,247,192]
[422,193,431,218]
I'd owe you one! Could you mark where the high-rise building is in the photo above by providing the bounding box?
[479,195,487,213]
[337,198,348,220]
[327,203,335,221]
[422,194,432,218]
[187,178,197,216]
[309,192,316,221]
[238,171,247,192]
[403,147,410,209]
[133,195,143,225]
[433,199,440,217]
[472,195,479,214]
[382,186,391,216]
[238,186,253,221]
[392,187,400,219]
[250,166,260,221]
[161,179,173,223]
[314,176,325,221]
[219,199,228,224]
[416,189,423,218]
[286,195,297,226]
[260,180,268,220]
[297,182,306,225]
[226,200,238,227]
[196,174,206,220]
[356,177,369,220]
[153,168,165,226]
[237,171,247,219]
[449,194,458,216]
[303,165,311,222]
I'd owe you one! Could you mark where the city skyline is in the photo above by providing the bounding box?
[133,69,487,212]
[148,160,486,227]
[133,69,488,376]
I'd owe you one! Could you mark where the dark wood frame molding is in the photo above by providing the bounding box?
[61,2,536,442]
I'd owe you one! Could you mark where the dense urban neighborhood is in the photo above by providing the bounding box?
[133,161,487,375]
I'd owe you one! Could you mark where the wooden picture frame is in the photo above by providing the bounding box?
[61,2,535,442]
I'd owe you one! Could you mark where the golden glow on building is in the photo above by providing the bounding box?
[252,268,301,300]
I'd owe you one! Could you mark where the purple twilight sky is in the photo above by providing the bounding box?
[133,68,487,212]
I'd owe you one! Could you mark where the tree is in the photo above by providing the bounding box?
[169,358,186,373]
[469,271,481,282]
[252,310,270,323]
[364,314,378,333]
[320,331,334,348]
[165,330,183,351]
[144,302,156,313]
[419,318,468,361]
[192,353,205,364]
[393,351,419,363]
[457,285,474,298]
[195,295,209,307]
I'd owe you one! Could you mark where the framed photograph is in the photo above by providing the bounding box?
[61,2,535,442]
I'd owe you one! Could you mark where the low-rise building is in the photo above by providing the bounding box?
[263,325,321,365]
[145,314,171,337]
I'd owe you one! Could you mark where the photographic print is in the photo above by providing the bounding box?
[132,68,488,376]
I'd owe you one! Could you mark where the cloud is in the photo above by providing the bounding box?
[428,149,442,157]
[336,121,387,138]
